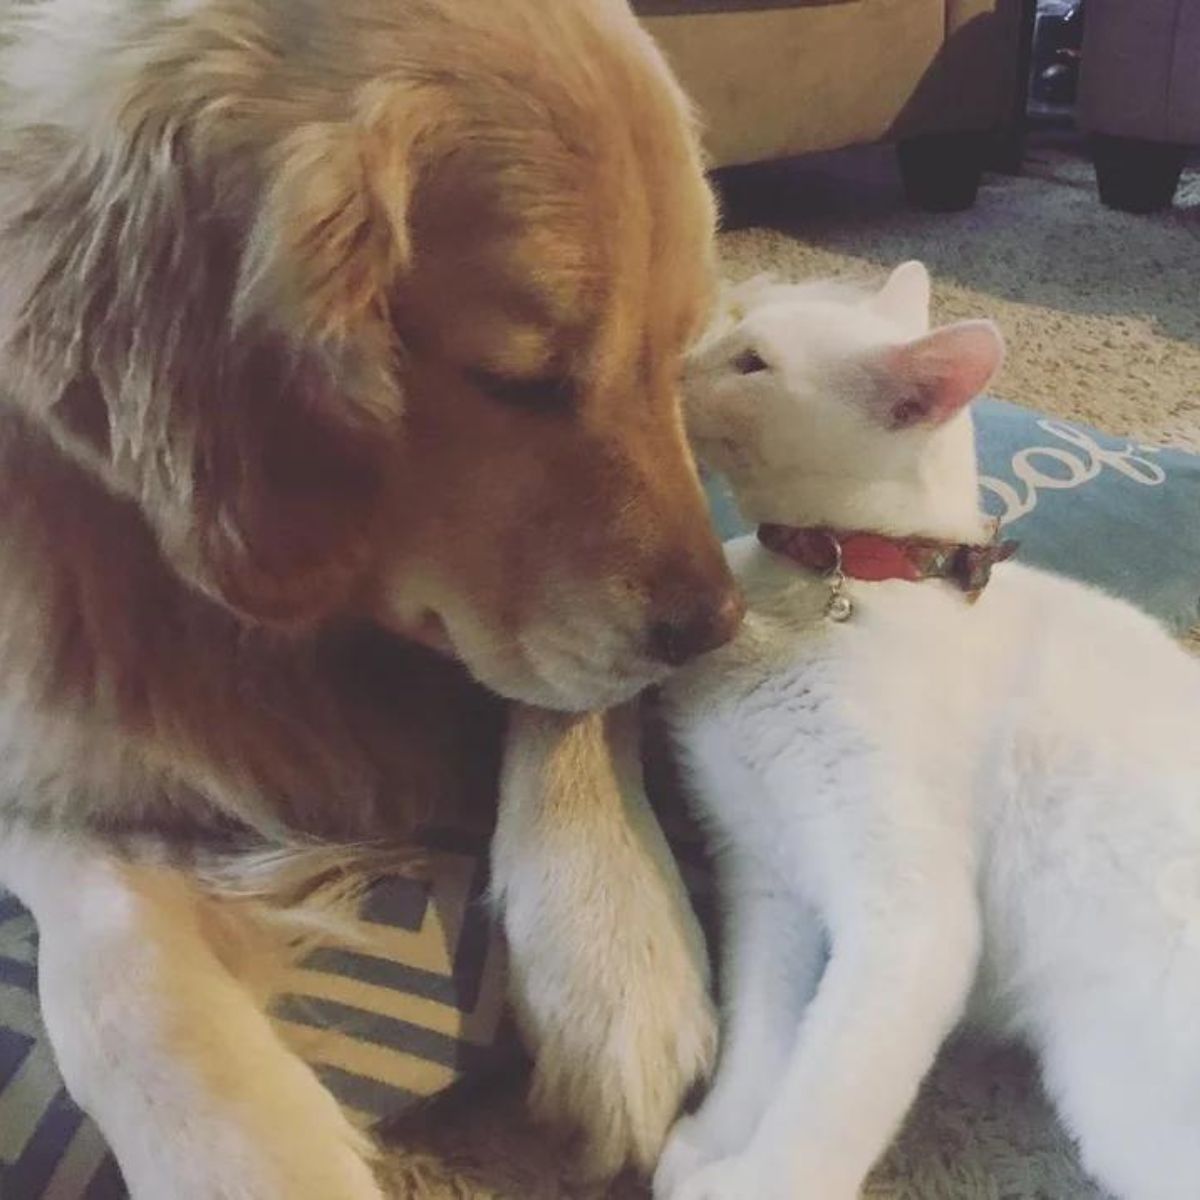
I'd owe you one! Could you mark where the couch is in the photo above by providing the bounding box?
[635,0,1030,211]
[1078,0,1200,212]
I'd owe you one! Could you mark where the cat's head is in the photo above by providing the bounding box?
[684,261,1005,540]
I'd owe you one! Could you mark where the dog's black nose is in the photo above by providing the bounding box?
[648,591,745,666]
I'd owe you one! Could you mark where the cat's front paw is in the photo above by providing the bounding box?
[662,1150,857,1200]
[661,1152,769,1200]
[654,1113,735,1199]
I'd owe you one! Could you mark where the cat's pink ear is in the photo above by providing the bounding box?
[875,319,1005,428]
[870,261,931,337]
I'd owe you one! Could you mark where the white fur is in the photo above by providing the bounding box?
[655,263,1200,1200]
[0,830,386,1200]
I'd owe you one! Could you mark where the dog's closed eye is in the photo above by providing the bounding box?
[733,348,769,376]
[470,369,578,413]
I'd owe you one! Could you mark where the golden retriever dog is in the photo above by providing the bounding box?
[0,0,741,1194]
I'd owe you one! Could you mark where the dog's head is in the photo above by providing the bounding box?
[0,0,741,710]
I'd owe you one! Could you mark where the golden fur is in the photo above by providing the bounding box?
[0,0,737,1189]
[0,0,734,841]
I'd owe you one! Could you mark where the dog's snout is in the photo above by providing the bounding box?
[648,589,745,667]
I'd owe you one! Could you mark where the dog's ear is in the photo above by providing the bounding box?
[1,80,449,626]
[236,82,450,349]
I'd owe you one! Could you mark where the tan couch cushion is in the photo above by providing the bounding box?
[642,1,945,167]
[634,1,853,12]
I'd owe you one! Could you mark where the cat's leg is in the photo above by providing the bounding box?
[0,826,384,1200]
[671,818,981,1200]
[1035,981,1200,1200]
[494,703,718,1179]
[654,865,825,1199]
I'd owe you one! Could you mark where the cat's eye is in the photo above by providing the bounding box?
[733,348,770,376]
[470,369,578,413]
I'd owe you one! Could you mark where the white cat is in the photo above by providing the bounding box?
[653,261,1200,1200]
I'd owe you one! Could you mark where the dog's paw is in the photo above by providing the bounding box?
[504,835,718,1180]
[201,1135,385,1200]
[518,902,718,1180]
[496,705,718,1180]
[97,1072,387,1200]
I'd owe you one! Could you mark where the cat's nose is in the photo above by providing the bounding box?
[648,590,745,666]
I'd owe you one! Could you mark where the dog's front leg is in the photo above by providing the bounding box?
[0,828,385,1200]
[493,703,717,1180]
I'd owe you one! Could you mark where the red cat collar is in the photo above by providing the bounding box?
[757,523,1018,600]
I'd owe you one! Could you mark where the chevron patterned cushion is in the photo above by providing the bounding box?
[1,892,130,1199]
[0,813,713,1199]
[0,828,523,1199]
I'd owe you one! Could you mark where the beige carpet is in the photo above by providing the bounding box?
[379,137,1200,1198]
[717,135,1200,456]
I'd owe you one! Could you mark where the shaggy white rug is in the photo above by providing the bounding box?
[381,137,1199,1198]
